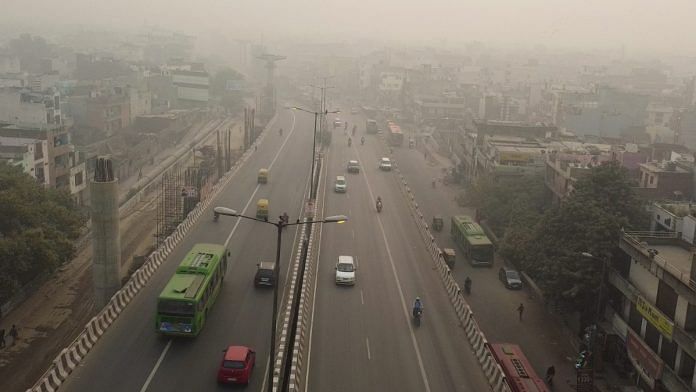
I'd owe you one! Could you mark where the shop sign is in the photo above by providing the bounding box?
[636,296,674,339]
[626,329,664,388]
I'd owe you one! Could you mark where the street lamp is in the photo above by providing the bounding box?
[213,206,346,391]
[287,106,339,199]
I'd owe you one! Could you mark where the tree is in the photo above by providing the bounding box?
[211,67,245,96]
[0,162,86,301]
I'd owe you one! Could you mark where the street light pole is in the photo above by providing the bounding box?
[577,252,609,391]
[213,207,346,391]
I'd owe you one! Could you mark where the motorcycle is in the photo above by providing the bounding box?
[376,200,383,213]
[464,278,472,295]
[413,307,423,326]
[348,137,352,147]
[361,137,365,145]
[213,212,219,222]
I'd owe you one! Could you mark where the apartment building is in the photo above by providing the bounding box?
[0,87,62,125]
[0,122,86,204]
[608,228,696,392]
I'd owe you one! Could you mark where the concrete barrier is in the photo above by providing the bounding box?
[27,113,279,392]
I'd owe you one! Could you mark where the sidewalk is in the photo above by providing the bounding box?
[393,144,634,392]
[0,114,240,392]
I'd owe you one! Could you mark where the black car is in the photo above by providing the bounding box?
[254,262,276,287]
[498,267,523,290]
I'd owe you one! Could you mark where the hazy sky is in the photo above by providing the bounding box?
[2,0,696,52]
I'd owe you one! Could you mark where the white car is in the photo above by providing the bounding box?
[334,176,347,193]
[335,255,356,285]
[379,157,392,171]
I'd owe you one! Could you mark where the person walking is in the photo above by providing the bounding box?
[0,328,5,348]
[9,325,18,345]
[545,365,556,385]
[517,303,525,321]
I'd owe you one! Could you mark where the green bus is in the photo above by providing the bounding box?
[156,243,228,336]
[451,215,494,267]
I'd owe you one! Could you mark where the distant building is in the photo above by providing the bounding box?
[637,161,693,201]
[0,122,86,204]
[0,87,62,125]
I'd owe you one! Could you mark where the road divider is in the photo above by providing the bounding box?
[27,112,278,392]
[376,135,511,392]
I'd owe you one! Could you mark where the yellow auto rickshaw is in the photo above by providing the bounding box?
[256,199,269,220]
[258,168,268,184]
[443,248,456,269]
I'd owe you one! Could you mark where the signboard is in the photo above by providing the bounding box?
[576,368,594,392]
[636,296,674,339]
[225,79,243,91]
[626,329,664,388]
[498,151,530,163]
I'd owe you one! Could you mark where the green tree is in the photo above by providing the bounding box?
[0,162,86,301]
[210,67,244,96]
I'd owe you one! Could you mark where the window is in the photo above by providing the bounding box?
[678,351,695,381]
[74,172,83,186]
[660,338,677,369]
[649,175,654,185]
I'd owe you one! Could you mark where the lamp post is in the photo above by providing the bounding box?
[213,206,347,392]
[287,106,339,199]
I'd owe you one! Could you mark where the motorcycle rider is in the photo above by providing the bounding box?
[348,137,352,146]
[281,212,289,225]
[360,136,365,145]
[376,196,383,212]
[344,121,348,131]
[413,297,423,318]
[464,276,472,294]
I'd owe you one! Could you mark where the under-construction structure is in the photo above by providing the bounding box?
[90,156,122,309]
[155,167,184,248]
[257,53,286,120]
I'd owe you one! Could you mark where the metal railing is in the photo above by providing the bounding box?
[622,231,696,291]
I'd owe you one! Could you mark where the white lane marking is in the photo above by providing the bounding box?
[303,146,332,392]
[360,290,365,305]
[140,112,296,392]
[366,338,372,360]
[356,149,432,392]
[139,340,171,392]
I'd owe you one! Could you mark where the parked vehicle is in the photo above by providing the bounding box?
[499,267,523,290]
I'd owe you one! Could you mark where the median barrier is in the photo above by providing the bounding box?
[27,113,278,392]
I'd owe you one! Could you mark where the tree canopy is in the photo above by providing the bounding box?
[0,162,86,302]
[468,161,647,316]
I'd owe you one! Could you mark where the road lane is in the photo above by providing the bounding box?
[61,110,317,392]
[305,119,491,391]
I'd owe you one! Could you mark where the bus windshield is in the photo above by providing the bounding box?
[471,245,493,264]
[158,300,196,317]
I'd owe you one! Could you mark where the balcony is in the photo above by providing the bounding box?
[52,143,73,157]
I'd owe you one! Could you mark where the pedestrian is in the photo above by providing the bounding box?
[0,328,5,348]
[546,365,555,385]
[517,303,524,321]
[9,324,18,344]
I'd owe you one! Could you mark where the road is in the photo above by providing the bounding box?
[61,109,315,391]
[391,127,578,390]
[304,114,492,391]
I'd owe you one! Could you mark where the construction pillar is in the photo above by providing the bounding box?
[90,156,122,309]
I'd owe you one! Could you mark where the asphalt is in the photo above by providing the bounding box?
[304,113,492,392]
[392,132,579,390]
[60,109,316,392]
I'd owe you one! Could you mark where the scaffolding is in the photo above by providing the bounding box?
[155,167,183,248]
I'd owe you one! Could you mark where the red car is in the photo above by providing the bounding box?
[217,346,256,384]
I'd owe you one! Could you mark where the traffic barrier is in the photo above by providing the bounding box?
[28,113,279,392]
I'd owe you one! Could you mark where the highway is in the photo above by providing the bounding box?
[61,110,315,391]
[304,112,492,391]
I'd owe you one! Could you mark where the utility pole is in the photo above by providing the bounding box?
[310,76,334,151]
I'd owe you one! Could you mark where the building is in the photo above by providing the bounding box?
[638,161,693,201]
[0,122,86,204]
[66,86,131,137]
[474,137,549,179]
[0,87,62,125]
[607,229,696,392]
[413,94,467,125]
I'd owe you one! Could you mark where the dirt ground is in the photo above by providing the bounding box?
[0,118,243,392]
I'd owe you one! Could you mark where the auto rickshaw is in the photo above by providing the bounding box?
[442,248,456,269]
[432,215,444,232]
[256,199,269,220]
[258,168,269,184]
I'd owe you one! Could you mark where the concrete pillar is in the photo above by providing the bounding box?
[90,157,122,309]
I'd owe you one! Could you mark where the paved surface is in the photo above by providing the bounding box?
[60,110,315,391]
[305,114,491,391]
[0,116,236,392]
[392,130,579,391]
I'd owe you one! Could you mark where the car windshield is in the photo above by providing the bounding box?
[337,263,354,272]
[506,270,520,280]
[258,269,274,278]
[223,360,246,369]
[157,300,195,317]
[337,179,345,185]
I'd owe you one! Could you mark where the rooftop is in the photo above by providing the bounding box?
[640,161,690,174]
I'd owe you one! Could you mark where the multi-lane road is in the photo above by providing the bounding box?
[305,111,490,391]
[59,107,492,391]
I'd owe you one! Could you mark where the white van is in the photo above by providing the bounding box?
[335,176,347,193]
